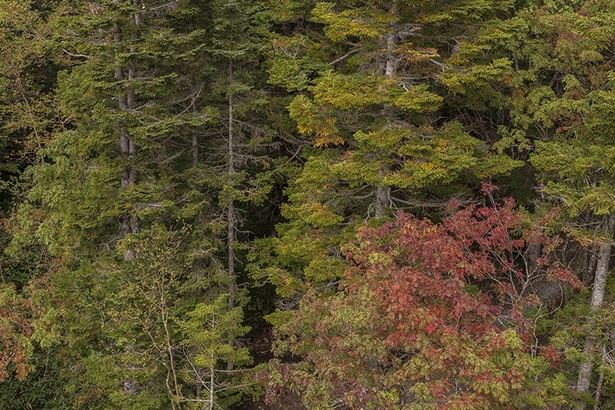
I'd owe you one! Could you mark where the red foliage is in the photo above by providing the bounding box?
[0,284,34,381]
[269,197,573,409]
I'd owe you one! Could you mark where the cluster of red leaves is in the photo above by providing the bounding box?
[270,197,574,409]
[0,284,34,382]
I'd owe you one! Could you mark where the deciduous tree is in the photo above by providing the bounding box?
[266,192,574,409]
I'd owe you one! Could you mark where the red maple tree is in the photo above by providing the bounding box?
[267,192,575,409]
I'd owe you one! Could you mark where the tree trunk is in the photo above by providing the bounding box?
[593,345,606,410]
[114,4,142,399]
[162,289,182,409]
[373,10,397,219]
[374,183,389,218]
[209,314,216,410]
[227,60,237,309]
[576,213,615,409]
[192,133,199,166]
[114,1,140,260]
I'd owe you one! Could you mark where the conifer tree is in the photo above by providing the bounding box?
[3,0,272,408]
[252,0,522,304]
[0,1,76,406]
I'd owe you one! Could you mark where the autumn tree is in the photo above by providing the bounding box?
[265,192,575,409]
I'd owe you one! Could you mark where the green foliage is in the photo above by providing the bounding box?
[181,294,253,408]
[0,345,73,410]
[0,0,276,408]
[182,295,252,369]
[252,0,524,309]
[2,0,615,408]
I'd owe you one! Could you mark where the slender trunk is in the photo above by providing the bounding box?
[385,29,396,81]
[192,134,199,166]
[114,4,142,398]
[576,214,615,409]
[190,94,203,398]
[165,366,178,410]
[226,62,238,376]
[192,84,200,165]
[228,200,236,305]
[209,361,215,410]
[162,293,182,409]
[209,315,216,410]
[373,16,396,218]
[227,60,236,308]
[593,345,606,410]
[114,2,140,259]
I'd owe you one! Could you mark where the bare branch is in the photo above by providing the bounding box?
[330,48,363,66]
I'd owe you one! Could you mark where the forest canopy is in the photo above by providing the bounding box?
[1,0,615,409]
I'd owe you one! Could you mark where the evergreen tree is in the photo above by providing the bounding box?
[252,0,522,311]
[3,0,274,408]
[2,0,614,408]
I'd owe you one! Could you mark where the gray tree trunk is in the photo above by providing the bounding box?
[114,2,140,260]
[227,60,237,309]
[373,10,397,219]
[575,213,615,409]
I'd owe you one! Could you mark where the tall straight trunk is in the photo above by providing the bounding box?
[192,133,199,166]
[209,314,216,410]
[373,12,397,219]
[576,213,615,409]
[227,199,236,304]
[114,1,140,260]
[385,29,396,80]
[227,60,237,309]
[114,4,142,400]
